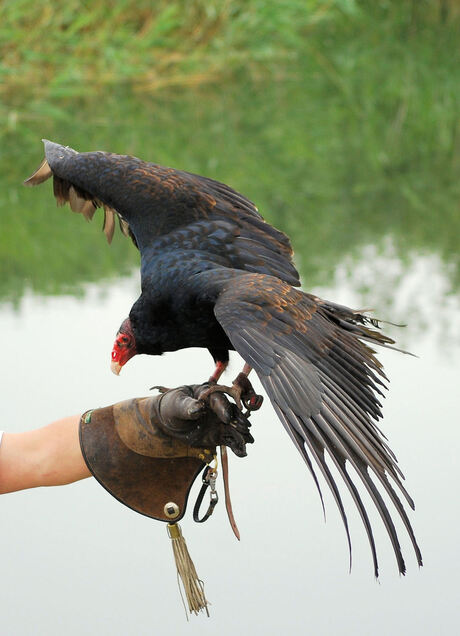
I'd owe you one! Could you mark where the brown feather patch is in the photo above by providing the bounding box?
[118,217,131,238]
[103,205,116,243]
[81,200,97,221]
[69,186,87,213]
[53,176,70,206]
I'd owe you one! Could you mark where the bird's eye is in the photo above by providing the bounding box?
[121,336,129,344]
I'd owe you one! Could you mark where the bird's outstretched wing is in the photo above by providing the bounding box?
[24,141,300,285]
[213,272,422,576]
[24,154,136,246]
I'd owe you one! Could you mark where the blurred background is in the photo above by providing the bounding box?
[1,1,459,634]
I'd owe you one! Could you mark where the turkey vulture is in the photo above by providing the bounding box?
[25,140,422,576]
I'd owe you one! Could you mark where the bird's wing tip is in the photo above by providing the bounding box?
[41,138,56,152]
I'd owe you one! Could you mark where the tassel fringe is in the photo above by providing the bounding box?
[167,523,210,617]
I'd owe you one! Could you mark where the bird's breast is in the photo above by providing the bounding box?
[162,299,231,353]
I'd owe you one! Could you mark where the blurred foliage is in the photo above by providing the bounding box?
[2,1,458,98]
[0,0,459,303]
[0,0,341,97]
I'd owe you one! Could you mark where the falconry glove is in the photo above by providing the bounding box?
[79,382,254,522]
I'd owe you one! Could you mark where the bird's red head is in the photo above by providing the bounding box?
[111,318,137,375]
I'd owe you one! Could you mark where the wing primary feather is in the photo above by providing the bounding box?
[358,335,416,357]
[274,405,326,519]
[322,398,415,512]
[81,200,96,221]
[327,324,388,377]
[319,374,390,452]
[315,411,407,574]
[282,407,353,563]
[23,158,52,186]
[280,405,353,571]
[69,186,87,213]
[331,337,388,386]
[319,370,392,445]
[328,345,387,394]
[318,352,384,417]
[322,390,398,477]
[309,418,379,577]
[118,217,130,237]
[321,382,406,483]
[53,176,70,206]
[331,314,396,347]
[102,206,116,243]
[373,472,423,567]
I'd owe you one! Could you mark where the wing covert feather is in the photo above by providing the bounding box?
[24,141,299,283]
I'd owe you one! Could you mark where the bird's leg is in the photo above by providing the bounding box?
[201,363,263,412]
[208,360,228,384]
[150,359,227,397]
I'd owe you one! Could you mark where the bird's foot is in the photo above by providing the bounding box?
[233,372,264,411]
[200,373,263,413]
[150,385,171,393]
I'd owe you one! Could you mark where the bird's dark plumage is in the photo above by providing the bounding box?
[25,140,422,576]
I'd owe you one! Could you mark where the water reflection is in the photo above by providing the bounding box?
[2,260,459,636]
[315,238,460,348]
[1,80,459,303]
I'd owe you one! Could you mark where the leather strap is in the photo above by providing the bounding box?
[220,445,240,540]
[193,466,219,523]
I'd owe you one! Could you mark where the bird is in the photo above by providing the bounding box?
[25,139,422,577]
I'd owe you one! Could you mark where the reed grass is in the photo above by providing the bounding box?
[2,1,458,99]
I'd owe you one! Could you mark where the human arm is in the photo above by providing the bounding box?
[0,415,91,494]
[0,383,256,496]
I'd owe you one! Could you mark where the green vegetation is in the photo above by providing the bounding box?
[1,1,459,303]
[0,0,338,100]
[2,1,458,100]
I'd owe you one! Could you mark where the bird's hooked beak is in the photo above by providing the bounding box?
[111,318,137,375]
[110,357,123,376]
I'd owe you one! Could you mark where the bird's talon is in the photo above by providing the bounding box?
[199,383,244,411]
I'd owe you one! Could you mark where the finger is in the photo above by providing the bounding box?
[221,429,247,458]
[160,390,205,421]
[207,392,234,424]
[186,398,207,419]
[226,404,252,432]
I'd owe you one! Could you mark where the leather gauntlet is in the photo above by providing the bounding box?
[79,383,255,522]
